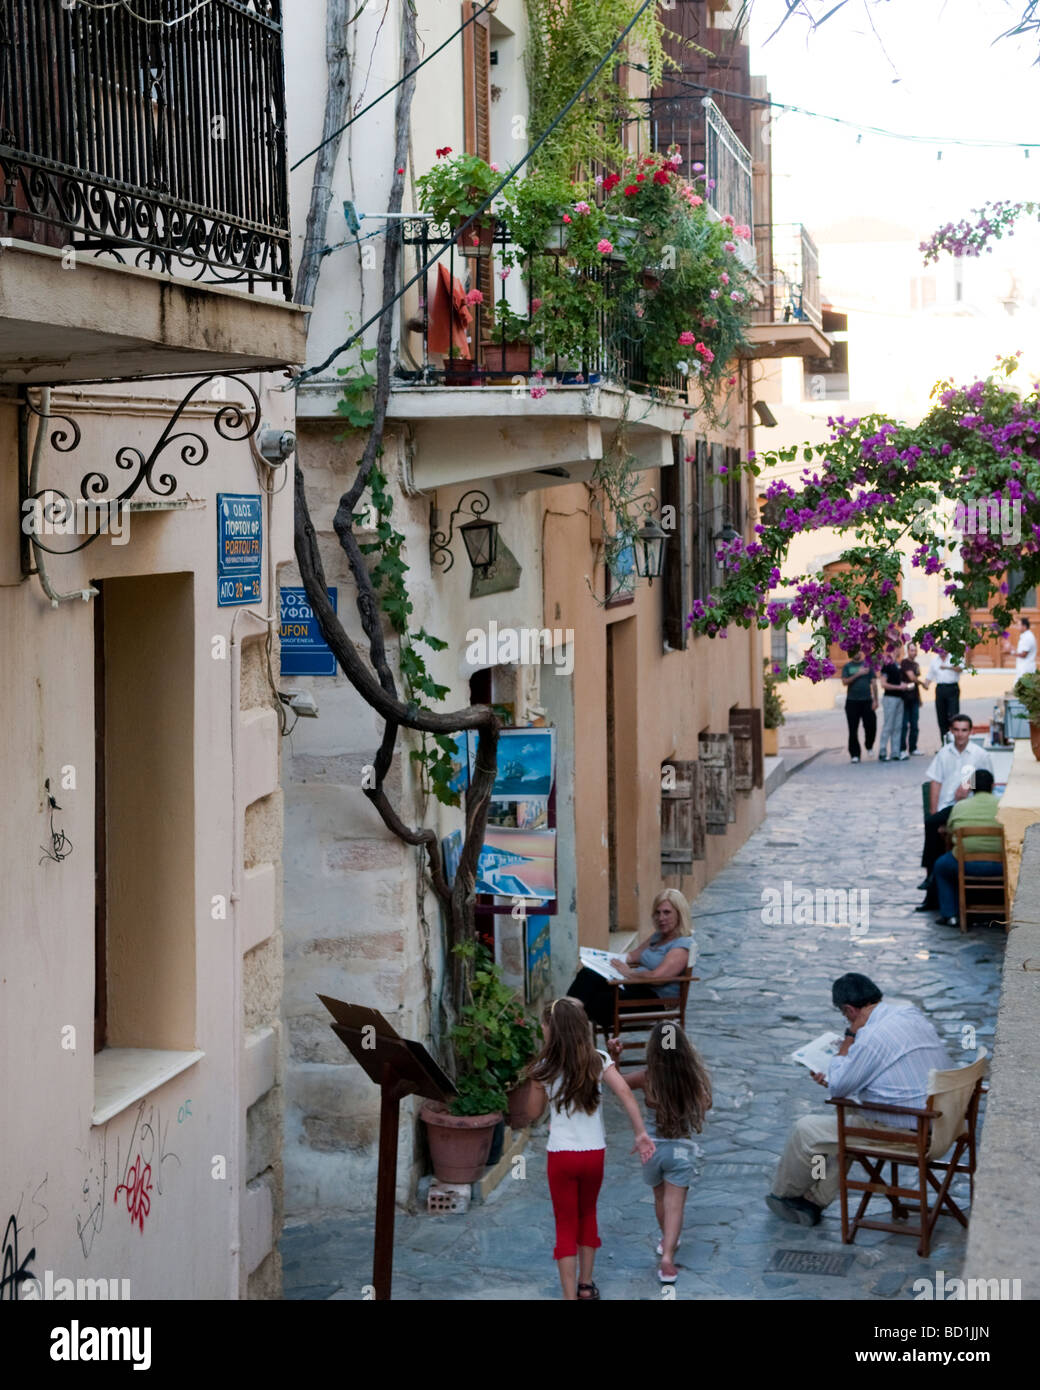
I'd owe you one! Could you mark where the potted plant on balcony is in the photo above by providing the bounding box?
[481,293,533,377]
[500,167,574,260]
[1013,672,1040,759]
[415,149,503,255]
[420,943,539,1183]
[763,662,786,756]
[528,201,615,379]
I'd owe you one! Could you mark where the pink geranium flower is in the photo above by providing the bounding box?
[690,195,703,207]
[723,214,735,227]
[724,240,737,253]
[465,289,484,305]
[574,201,591,215]
[734,224,751,240]
[597,238,613,255]
[720,272,730,285]
[678,330,696,346]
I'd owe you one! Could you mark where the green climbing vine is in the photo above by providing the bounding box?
[337,357,463,808]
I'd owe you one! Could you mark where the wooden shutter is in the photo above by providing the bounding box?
[661,760,705,871]
[729,707,763,792]
[462,2,494,309]
[690,437,710,601]
[725,446,743,536]
[661,434,689,650]
[699,732,736,833]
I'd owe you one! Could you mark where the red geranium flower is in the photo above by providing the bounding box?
[653,169,670,185]
[435,146,453,159]
[624,184,640,197]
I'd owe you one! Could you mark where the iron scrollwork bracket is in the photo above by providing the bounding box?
[19,373,262,569]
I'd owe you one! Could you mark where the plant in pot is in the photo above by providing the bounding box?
[481,292,533,377]
[528,202,615,379]
[500,166,574,260]
[415,148,503,255]
[763,661,786,756]
[1013,672,1040,758]
[420,943,540,1184]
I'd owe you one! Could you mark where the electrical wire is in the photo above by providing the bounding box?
[290,0,496,172]
[291,0,660,387]
[69,0,215,26]
[638,71,1040,150]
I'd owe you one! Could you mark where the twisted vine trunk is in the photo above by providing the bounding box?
[292,0,499,1026]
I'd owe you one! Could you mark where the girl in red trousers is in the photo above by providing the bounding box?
[525,996,655,1300]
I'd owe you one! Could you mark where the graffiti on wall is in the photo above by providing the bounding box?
[76,1099,183,1251]
[1,1177,48,1301]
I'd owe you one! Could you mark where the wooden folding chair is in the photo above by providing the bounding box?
[595,971,696,1068]
[828,1050,988,1258]
[951,824,1010,933]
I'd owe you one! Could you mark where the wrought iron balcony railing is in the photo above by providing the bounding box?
[650,96,753,234]
[0,0,290,297]
[397,218,687,396]
[752,222,822,330]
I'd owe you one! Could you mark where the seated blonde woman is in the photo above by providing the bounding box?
[567,889,696,1031]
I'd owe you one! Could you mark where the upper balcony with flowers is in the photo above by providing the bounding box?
[394,146,755,411]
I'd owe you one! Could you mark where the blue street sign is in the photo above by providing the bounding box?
[280,587,338,676]
[217,494,263,607]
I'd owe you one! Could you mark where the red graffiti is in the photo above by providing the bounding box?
[113,1155,152,1233]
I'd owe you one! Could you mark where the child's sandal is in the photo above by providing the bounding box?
[577,1282,600,1300]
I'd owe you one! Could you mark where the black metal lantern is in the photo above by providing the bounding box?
[634,515,668,584]
[430,490,500,576]
[715,521,739,546]
[459,516,499,575]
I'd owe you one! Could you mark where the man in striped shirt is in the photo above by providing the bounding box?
[767,973,952,1227]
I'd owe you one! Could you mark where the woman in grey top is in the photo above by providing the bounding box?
[566,890,696,1029]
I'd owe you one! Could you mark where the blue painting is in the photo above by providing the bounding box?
[525,914,552,1004]
[469,727,556,802]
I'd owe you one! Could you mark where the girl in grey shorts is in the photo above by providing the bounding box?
[610,1022,712,1283]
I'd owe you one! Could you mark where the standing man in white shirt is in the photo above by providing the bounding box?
[917,714,994,912]
[1011,617,1037,678]
[922,652,965,743]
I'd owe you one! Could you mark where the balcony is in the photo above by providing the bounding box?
[650,97,754,245]
[386,219,692,491]
[0,0,305,383]
[745,222,830,360]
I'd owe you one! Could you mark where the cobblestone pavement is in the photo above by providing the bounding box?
[282,706,1006,1301]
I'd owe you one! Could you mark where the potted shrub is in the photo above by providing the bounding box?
[763,662,786,756]
[415,149,502,255]
[481,296,533,376]
[420,944,539,1183]
[1013,672,1040,758]
[500,167,573,261]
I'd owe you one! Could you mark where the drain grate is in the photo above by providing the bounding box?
[769,1249,856,1277]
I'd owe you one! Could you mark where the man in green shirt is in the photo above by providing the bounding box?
[842,648,878,763]
[933,769,1004,926]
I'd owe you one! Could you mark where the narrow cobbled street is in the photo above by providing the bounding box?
[283,712,1005,1301]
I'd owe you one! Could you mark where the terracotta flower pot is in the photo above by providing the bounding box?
[420,1101,502,1184]
[763,726,779,757]
[1029,722,1040,761]
[456,218,497,258]
[506,1077,545,1131]
[480,340,532,375]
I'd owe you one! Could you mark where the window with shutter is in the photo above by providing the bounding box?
[660,760,705,871]
[462,2,494,311]
[661,435,690,650]
[690,438,711,601]
[728,707,763,792]
[725,445,743,537]
[699,732,736,833]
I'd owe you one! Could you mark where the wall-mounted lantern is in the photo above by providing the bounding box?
[430,491,500,577]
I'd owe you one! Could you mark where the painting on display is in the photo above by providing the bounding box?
[475,827,556,900]
[525,914,552,1004]
[467,727,556,802]
[441,829,464,887]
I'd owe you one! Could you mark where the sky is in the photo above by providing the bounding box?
[746,0,1040,240]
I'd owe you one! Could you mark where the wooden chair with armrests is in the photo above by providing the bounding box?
[595,971,697,1068]
[827,1049,988,1258]
[950,823,1010,933]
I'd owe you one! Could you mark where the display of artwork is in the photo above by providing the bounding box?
[441,829,463,887]
[467,727,556,802]
[475,826,557,900]
[525,915,552,1004]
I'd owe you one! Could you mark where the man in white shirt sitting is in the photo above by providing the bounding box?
[917,714,993,912]
[1011,617,1037,679]
[767,973,951,1226]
